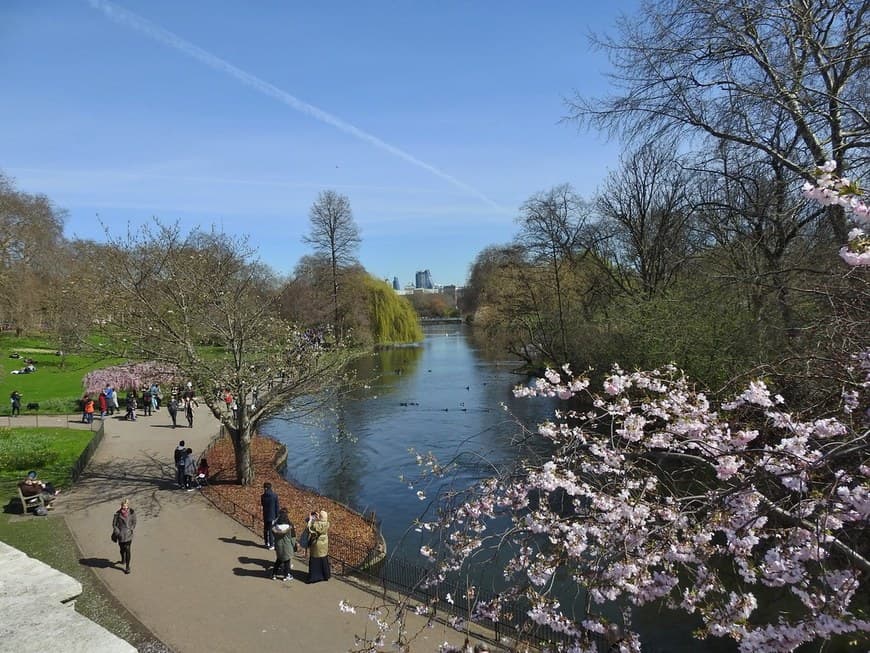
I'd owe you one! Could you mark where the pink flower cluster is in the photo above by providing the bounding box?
[83,360,177,394]
[802,161,870,266]
[417,362,869,651]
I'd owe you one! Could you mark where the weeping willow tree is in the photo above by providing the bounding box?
[365,276,423,344]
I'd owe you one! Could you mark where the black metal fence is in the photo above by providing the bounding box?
[71,420,105,483]
[332,536,606,652]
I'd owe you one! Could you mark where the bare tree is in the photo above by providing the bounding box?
[692,145,829,352]
[568,0,870,240]
[0,172,65,333]
[593,143,696,298]
[303,190,361,342]
[96,222,352,485]
[516,184,589,362]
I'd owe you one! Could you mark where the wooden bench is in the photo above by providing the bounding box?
[17,486,49,514]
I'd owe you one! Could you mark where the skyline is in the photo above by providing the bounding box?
[1,1,637,286]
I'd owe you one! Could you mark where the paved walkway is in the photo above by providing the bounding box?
[24,409,470,652]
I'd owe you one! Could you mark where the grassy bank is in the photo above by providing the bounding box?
[0,425,166,650]
[0,334,123,414]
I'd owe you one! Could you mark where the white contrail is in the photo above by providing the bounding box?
[87,0,502,209]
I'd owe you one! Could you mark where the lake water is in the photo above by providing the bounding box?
[262,322,554,553]
[262,323,734,652]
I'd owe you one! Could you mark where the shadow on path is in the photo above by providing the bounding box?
[80,557,119,570]
[217,536,261,548]
[232,566,270,578]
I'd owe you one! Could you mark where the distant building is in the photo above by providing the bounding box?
[441,285,458,306]
[392,276,400,290]
[415,269,434,289]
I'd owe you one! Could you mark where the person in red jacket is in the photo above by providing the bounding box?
[98,390,108,419]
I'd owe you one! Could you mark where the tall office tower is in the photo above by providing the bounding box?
[415,269,434,289]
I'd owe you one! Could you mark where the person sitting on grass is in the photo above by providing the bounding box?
[18,471,60,506]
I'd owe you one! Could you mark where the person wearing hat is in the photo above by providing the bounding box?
[307,510,330,583]
[18,471,59,505]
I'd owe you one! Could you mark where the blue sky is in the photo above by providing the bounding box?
[1,1,636,286]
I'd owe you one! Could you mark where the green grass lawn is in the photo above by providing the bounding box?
[0,333,124,414]
[0,424,165,650]
[0,426,93,493]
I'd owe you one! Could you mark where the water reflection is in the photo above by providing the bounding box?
[262,324,552,550]
[261,324,733,652]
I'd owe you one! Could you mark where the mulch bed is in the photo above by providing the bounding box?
[201,434,380,568]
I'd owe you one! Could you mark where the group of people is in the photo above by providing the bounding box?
[79,382,199,427]
[173,440,209,490]
[10,356,37,374]
[261,482,330,583]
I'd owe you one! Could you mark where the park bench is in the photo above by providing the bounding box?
[16,486,49,514]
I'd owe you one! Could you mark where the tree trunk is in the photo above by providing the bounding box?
[229,425,254,485]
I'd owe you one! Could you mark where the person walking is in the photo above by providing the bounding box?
[98,390,108,419]
[10,390,21,417]
[260,482,279,549]
[184,395,198,428]
[307,510,330,583]
[150,382,161,410]
[174,440,187,489]
[125,392,137,421]
[109,385,120,415]
[167,394,179,428]
[270,509,296,581]
[104,385,115,416]
[142,388,152,416]
[112,498,137,575]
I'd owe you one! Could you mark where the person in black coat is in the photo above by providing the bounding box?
[260,482,279,549]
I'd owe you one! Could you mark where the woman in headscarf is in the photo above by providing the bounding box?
[112,498,137,574]
[307,510,330,583]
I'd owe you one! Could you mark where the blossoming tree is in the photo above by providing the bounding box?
[93,222,352,485]
[343,166,868,652]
